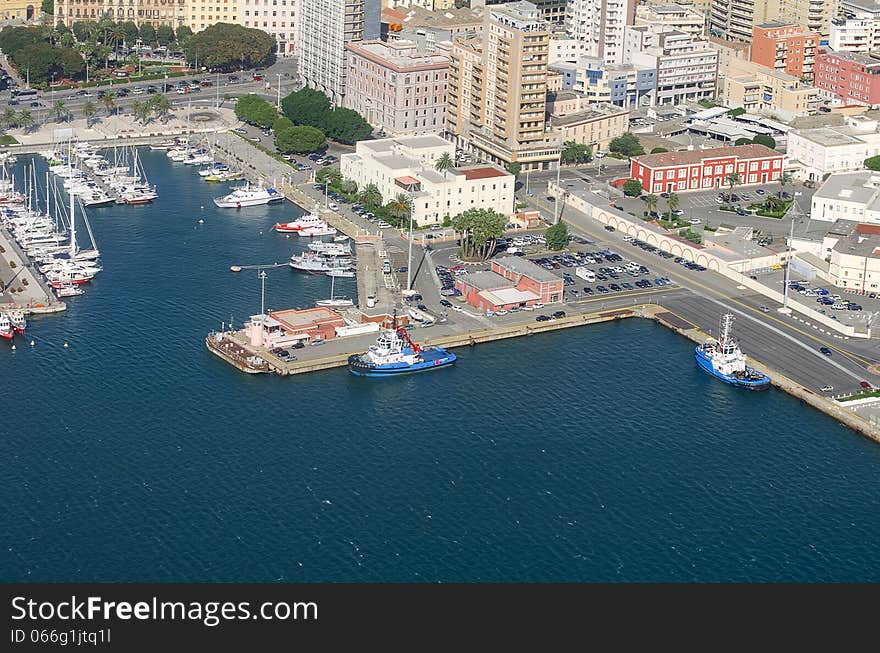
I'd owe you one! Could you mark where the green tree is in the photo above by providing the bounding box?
[121,21,139,46]
[725,172,741,204]
[734,137,751,146]
[752,134,776,149]
[728,107,747,117]
[505,162,521,176]
[148,93,172,123]
[622,178,643,197]
[17,109,34,133]
[273,115,293,133]
[324,107,372,144]
[234,93,276,128]
[101,90,116,116]
[60,31,75,48]
[650,147,668,154]
[41,0,53,15]
[156,24,174,47]
[185,23,274,70]
[666,192,680,222]
[2,106,17,128]
[81,99,96,126]
[358,183,382,211]
[451,207,507,262]
[777,171,793,199]
[645,194,658,218]
[434,152,454,173]
[865,156,880,171]
[316,166,340,186]
[175,25,193,47]
[545,221,569,251]
[139,23,156,46]
[608,132,645,157]
[339,178,358,196]
[50,99,68,122]
[386,193,412,228]
[561,140,592,164]
[281,87,331,127]
[275,125,326,153]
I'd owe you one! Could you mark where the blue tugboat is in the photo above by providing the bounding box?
[348,313,456,376]
[695,313,771,390]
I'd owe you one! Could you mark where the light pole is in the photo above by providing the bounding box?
[406,197,415,291]
[276,73,282,111]
[215,70,220,109]
[554,155,562,224]
[259,270,267,315]
[779,204,796,315]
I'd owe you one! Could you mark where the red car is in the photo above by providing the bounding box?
[252,73,264,81]
[860,381,872,389]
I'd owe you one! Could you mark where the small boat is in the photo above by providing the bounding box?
[326,268,355,278]
[694,313,770,390]
[348,312,456,376]
[273,213,324,233]
[54,283,85,297]
[288,252,353,275]
[333,235,350,243]
[299,224,337,237]
[204,169,242,182]
[315,274,354,308]
[0,313,12,340]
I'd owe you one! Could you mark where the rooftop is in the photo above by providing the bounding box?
[460,270,512,291]
[841,0,880,14]
[493,256,560,283]
[346,40,450,71]
[457,166,509,181]
[270,307,343,331]
[631,143,780,168]
[791,127,868,147]
[820,50,880,67]
[832,232,880,259]
[814,171,880,211]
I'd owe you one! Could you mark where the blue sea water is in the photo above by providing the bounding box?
[2,150,880,582]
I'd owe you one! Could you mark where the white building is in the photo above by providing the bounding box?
[298,0,381,105]
[829,0,880,54]
[810,171,880,223]
[635,4,706,37]
[624,25,718,106]
[340,135,515,225]
[240,0,298,55]
[788,115,880,181]
[825,221,880,292]
[565,0,637,65]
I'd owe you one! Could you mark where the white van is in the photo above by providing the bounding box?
[575,266,596,283]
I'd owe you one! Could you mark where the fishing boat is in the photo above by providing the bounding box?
[0,313,12,340]
[694,313,770,390]
[348,312,456,376]
[273,213,324,232]
[214,182,283,208]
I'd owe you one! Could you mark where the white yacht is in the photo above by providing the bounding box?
[214,182,283,208]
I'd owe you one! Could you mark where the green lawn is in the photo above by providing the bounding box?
[0,135,18,145]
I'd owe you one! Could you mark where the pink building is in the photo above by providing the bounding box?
[344,39,450,136]
[815,51,880,106]
[455,257,563,313]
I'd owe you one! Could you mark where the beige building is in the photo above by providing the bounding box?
[1,0,36,20]
[55,0,185,25]
[238,0,298,55]
[345,39,450,136]
[635,4,706,37]
[721,58,819,120]
[827,224,880,292]
[788,115,880,181]
[447,1,561,171]
[546,93,629,150]
[709,0,834,41]
[339,135,515,225]
[188,0,237,32]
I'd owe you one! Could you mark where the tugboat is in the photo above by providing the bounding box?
[695,313,770,390]
[348,312,456,376]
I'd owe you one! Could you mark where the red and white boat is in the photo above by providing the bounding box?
[0,313,12,340]
[273,212,324,233]
[8,310,25,334]
[54,283,85,298]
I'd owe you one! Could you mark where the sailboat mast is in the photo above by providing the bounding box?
[68,139,76,257]
[45,169,49,215]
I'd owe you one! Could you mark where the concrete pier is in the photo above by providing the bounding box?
[0,225,66,315]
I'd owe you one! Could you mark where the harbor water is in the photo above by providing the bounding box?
[3,150,880,582]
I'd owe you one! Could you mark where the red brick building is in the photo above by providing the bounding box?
[630,144,784,194]
[455,257,563,313]
[815,51,880,106]
[750,22,819,82]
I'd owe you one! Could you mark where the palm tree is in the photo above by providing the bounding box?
[17,109,34,133]
[666,192,680,223]
[148,93,172,123]
[101,90,116,116]
[358,183,382,211]
[95,44,112,71]
[725,172,741,205]
[386,193,412,229]
[645,193,658,219]
[434,152,454,174]
[2,107,17,129]
[51,100,69,123]
[60,32,75,49]
[777,171,792,200]
[130,100,145,124]
[82,100,97,127]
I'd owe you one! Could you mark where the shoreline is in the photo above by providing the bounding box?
[206,302,880,445]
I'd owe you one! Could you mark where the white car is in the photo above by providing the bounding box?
[688,218,701,225]
[328,203,338,210]
[494,310,508,316]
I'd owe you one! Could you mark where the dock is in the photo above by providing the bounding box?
[0,224,66,315]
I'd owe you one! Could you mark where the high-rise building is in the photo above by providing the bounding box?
[447,1,561,171]
[55,0,185,26]
[830,0,880,54]
[565,0,637,65]
[709,0,778,42]
[298,0,380,105]
[481,0,568,25]
[775,0,835,38]
[750,21,819,82]
[239,0,299,55]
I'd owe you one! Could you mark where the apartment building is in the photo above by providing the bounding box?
[634,4,706,37]
[339,135,515,225]
[722,58,819,119]
[344,39,450,136]
[298,0,380,105]
[774,0,835,38]
[709,0,778,42]
[549,56,656,107]
[830,0,880,54]
[484,0,568,24]
[238,0,298,55]
[625,25,718,106]
[446,1,561,171]
[814,50,880,106]
[565,0,637,65]
[750,21,819,82]
[547,97,630,150]
[788,116,880,181]
[55,0,185,25]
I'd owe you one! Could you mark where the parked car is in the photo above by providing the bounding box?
[535,314,550,322]
[860,381,872,389]
[820,347,832,356]
[551,310,566,319]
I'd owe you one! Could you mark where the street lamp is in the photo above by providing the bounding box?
[276,73,282,111]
